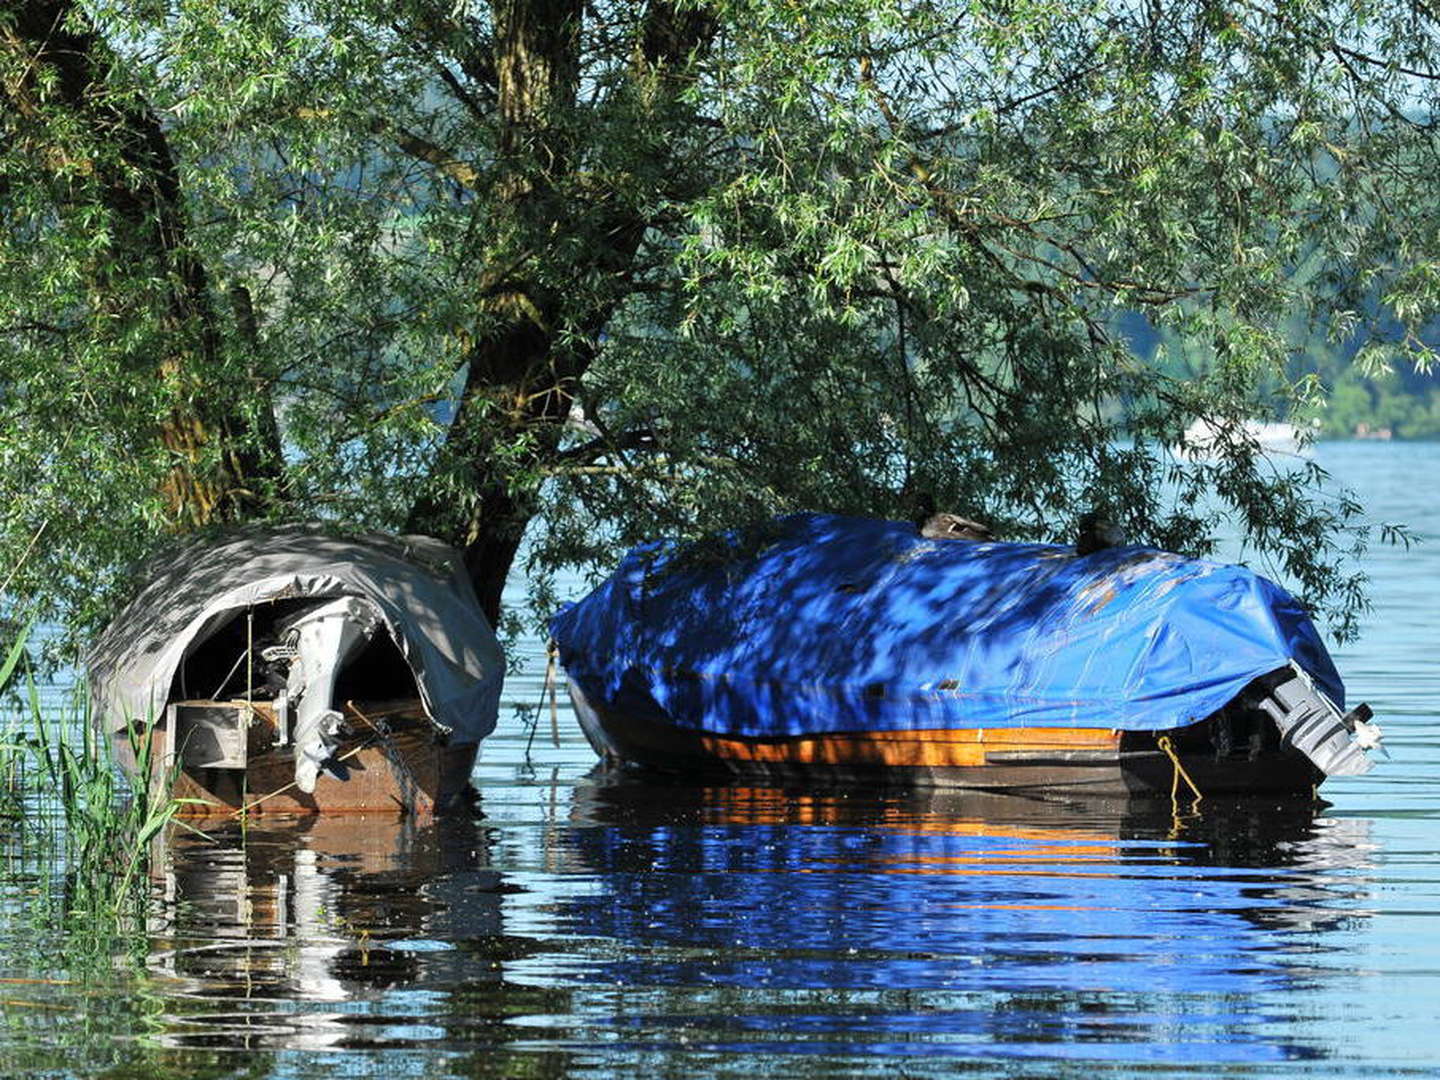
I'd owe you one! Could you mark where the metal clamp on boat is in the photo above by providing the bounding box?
[1252,662,1385,777]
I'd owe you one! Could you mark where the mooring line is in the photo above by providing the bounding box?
[1156,734,1203,817]
[228,735,377,818]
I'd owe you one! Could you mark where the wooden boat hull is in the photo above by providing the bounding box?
[114,698,477,818]
[568,681,1324,799]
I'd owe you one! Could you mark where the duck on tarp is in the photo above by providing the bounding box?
[550,513,1376,769]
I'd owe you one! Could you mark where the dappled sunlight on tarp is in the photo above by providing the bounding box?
[551,513,1342,737]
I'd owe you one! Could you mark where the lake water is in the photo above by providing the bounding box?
[1,441,1437,1078]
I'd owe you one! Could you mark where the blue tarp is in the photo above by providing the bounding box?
[549,513,1344,737]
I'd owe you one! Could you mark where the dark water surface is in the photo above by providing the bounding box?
[2,442,1437,1078]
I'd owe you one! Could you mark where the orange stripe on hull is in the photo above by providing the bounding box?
[568,680,1325,796]
[696,727,1121,768]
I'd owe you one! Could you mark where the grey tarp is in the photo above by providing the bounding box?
[87,526,503,745]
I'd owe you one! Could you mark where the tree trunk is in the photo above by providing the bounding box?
[406,322,577,624]
[1,0,281,526]
[401,0,713,621]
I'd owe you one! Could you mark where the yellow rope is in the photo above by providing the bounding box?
[345,701,388,738]
[1156,734,1203,814]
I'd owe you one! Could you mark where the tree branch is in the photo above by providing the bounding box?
[556,425,661,463]
[369,117,481,188]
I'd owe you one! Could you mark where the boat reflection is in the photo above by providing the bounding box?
[148,814,521,1052]
[548,775,1375,1062]
[142,776,1376,1066]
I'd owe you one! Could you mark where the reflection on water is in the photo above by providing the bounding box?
[148,815,516,1053]
[3,441,1437,1078]
[544,780,1374,1065]
[107,778,1380,1074]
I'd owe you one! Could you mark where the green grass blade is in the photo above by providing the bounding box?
[0,619,33,690]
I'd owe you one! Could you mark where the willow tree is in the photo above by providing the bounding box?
[2,0,1435,644]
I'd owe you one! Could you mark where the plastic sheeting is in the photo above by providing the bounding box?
[550,513,1344,737]
[88,526,504,745]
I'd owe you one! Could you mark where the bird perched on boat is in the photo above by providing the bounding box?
[920,512,995,541]
[1075,511,1126,555]
[907,491,995,541]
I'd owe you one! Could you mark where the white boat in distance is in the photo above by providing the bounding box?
[1179,418,1314,460]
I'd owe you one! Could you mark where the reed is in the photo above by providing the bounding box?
[0,624,184,918]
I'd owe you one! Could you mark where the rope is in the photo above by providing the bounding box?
[345,701,392,739]
[207,647,250,701]
[548,640,561,749]
[525,640,562,760]
[229,735,377,817]
[246,610,253,718]
[1156,734,1203,814]
[344,700,422,799]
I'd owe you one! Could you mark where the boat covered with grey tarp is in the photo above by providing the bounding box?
[88,527,503,812]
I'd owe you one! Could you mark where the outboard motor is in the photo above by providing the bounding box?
[270,597,382,792]
[1253,662,1384,777]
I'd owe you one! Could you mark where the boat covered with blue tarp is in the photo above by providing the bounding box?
[551,514,1382,794]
